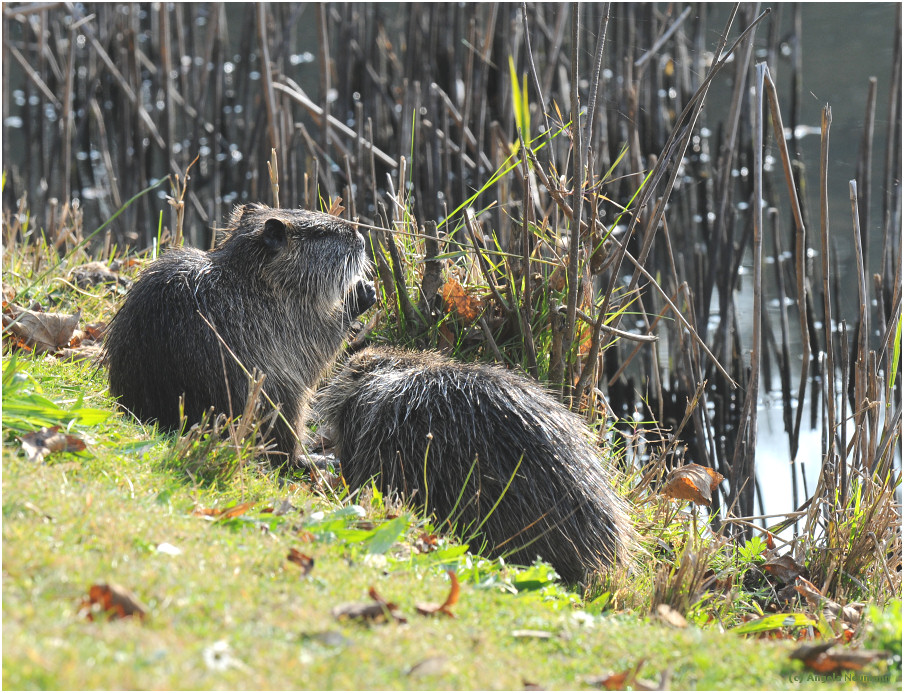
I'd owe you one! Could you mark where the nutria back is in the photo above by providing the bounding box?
[104,204,375,463]
[317,347,635,583]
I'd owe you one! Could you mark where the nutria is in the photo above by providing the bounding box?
[316,347,635,583]
[104,204,375,463]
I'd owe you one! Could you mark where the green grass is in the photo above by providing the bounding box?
[2,354,900,691]
[2,198,900,690]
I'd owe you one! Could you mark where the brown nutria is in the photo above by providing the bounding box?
[316,347,636,583]
[104,204,375,463]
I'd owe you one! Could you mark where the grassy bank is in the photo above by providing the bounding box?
[2,355,900,691]
[2,226,900,690]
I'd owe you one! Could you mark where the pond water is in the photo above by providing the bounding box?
[719,3,900,514]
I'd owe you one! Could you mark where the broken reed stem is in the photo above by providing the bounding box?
[256,5,279,155]
[563,1,584,400]
[518,136,539,377]
[268,148,280,208]
[763,65,813,461]
[728,61,766,528]
[818,104,836,477]
[857,77,877,262]
[849,179,869,477]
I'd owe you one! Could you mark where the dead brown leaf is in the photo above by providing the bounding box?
[2,304,81,354]
[442,278,483,322]
[790,643,887,673]
[584,659,653,691]
[2,282,15,307]
[287,548,314,576]
[763,554,807,585]
[68,261,130,289]
[660,463,724,506]
[794,576,863,629]
[331,586,407,624]
[19,426,87,463]
[415,570,459,617]
[79,583,148,621]
[325,198,345,217]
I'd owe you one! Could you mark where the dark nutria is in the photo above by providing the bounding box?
[317,347,635,583]
[104,204,375,463]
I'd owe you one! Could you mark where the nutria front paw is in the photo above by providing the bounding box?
[347,279,377,318]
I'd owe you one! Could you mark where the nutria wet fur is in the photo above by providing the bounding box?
[104,204,374,463]
[317,347,635,583]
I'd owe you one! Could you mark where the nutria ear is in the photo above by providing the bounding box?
[261,218,287,251]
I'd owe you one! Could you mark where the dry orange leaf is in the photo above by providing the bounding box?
[660,463,724,506]
[442,278,483,322]
[415,570,460,617]
[791,643,887,673]
[80,583,148,621]
[192,502,256,519]
[287,548,314,576]
[19,426,87,463]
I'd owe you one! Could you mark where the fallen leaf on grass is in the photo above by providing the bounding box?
[586,671,669,691]
[287,548,315,576]
[415,570,459,617]
[406,656,448,678]
[790,642,888,673]
[79,583,148,621]
[192,502,256,520]
[261,499,297,516]
[584,659,665,691]
[19,426,86,463]
[415,531,439,553]
[794,576,864,629]
[584,670,631,690]
[331,586,407,624]
[68,261,131,289]
[655,603,688,628]
[2,304,81,354]
[66,321,107,349]
[660,463,724,506]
